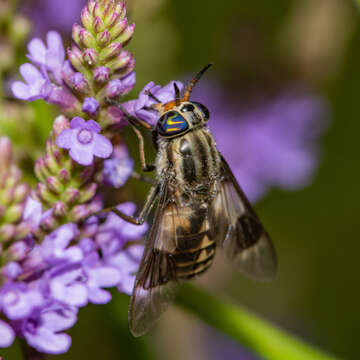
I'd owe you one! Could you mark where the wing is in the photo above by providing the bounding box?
[128,180,185,337]
[212,155,277,281]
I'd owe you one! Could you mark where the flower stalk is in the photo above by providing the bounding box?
[176,284,340,360]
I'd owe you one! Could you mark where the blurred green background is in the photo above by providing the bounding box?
[1,0,360,359]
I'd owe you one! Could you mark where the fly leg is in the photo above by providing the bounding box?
[107,99,156,172]
[95,183,160,225]
[131,171,156,185]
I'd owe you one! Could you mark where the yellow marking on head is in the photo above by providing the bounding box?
[167,118,184,125]
[166,127,181,132]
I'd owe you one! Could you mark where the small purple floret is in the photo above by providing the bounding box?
[123,80,184,126]
[103,145,134,188]
[94,66,110,83]
[23,304,76,354]
[56,117,113,166]
[27,31,65,84]
[12,64,52,101]
[82,97,100,115]
[106,72,136,98]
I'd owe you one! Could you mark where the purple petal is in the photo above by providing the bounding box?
[84,119,101,133]
[70,116,86,129]
[47,31,65,61]
[56,128,73,149]
[50,272,88,307]
[19,63,44,84]
[1,285,43,320]
[26,327,71,355]
[88,267,121,288]
[23,197,42,227]
[135,108,158,126]
[88,288,112,304]
[0,320,15,348]
[122,100,136,116]
[27,38,46,65]
[79,238,96,254]
[93,134,113,159]
[41,306,78,332]
[69,145,94,166]
[2,262,23,279]
[11,81,33,100]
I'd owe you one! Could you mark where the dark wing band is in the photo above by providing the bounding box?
[212,155,277,281]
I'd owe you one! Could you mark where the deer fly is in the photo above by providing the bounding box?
[105,64,277,337]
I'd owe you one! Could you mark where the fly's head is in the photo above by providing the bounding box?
[152,64,213,139]
[155,101,210,138]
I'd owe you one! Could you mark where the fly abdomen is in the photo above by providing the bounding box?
[174,237,216,280]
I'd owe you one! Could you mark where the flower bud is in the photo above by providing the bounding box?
[53,202,67,217]
[72,23,83,48]
[37,183,57,205]
[93,3,102,18]
[7,240,28,260]
[58,169,71,183]
[4,204,24,224]
[88,0,96,14]
[43,154,60,175]
[0,224,16,243]
[107,51,132,72]
[68,45,86,73]
[100,42,122,62]
[93,16,106,33]
[13,184,29,203]
[97,30,111,47]
[109,18,128,39]
[116,2,126,20]
[69,205,90,222]
[35,159,47,182]
[83,48,99,66]
[64,188,81,204]
[79,183,97,203]
[53,115,70,138]
[68,72,91,95]
[81,7,93,31]
[46,176,64,194]
[14,222,32,240]
[94,66,110,83]
[115,23,135,46]
[107,11,120,29]
[80,29,97,48]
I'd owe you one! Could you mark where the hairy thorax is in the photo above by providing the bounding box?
[155,127,222,205]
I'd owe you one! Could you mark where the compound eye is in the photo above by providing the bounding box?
[157,111,188,136]
[193,101,210,121]
[180,104,195,113]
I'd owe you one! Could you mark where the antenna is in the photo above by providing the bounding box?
[174,82,181,106]
[183,63,213,101]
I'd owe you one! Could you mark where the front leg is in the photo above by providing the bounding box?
[95,183,160,225]
[107,99,156,172]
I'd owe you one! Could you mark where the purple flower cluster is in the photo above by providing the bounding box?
[2,0,151,354]
[12,31,78,112]
[0,199,146,353]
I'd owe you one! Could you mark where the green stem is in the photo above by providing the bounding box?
[175,284,341,360]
